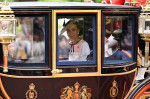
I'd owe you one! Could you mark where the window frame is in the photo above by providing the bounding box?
[101,11,138,69]
[103,14,135,65]
[6,12,51,69]
[52,10,101,77]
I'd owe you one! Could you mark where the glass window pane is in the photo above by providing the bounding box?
[0,20,15,35]
[57,14,96,65]
[144,19,150,33]
[8,17,45,63]
[104,16,133,64]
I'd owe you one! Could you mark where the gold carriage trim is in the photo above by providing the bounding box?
[26,83,37,99]
[110,80,118,98]
[60,82,92,99]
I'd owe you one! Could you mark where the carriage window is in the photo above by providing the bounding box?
[7,15,48,66]
[104,15,134,64]
[57,14,96,65]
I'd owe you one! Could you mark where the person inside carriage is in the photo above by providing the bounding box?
[59,18,90,61]
[104,16,132,61]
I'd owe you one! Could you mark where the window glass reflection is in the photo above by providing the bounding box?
[8,17,45,63]
[104,16,133,62]
[58,16,94,62]
[144,19,150,33]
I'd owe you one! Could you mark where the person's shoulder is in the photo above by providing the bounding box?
[80,39,86,43]
[79,39,88,45]
[78,40,89,48]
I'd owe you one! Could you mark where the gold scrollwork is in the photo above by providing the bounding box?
[26,83,37,99]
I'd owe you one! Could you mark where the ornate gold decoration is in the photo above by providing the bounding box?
[123,67,129,72]
[0,0,16,73]
[76,68,79,73]
[138,1,150,68]
[110,80,118,98]
[51,69,63,74]
[60,82,92,99]
[26,83,37,99]
[139,34,150,68]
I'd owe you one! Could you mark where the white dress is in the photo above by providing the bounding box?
[69,39,90,61]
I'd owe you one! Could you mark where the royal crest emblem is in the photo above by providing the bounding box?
[26,83,37,99]
[110,80,118,98]
[60,82,92,99]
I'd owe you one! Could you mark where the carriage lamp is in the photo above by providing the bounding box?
[0,0,16,72]
[138,1,150,68]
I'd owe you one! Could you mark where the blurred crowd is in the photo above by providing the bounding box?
[8,17,45,63]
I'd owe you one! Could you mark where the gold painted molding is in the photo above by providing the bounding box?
[0,67,136,78]
[124,70,137,99]
[52,10,101,77]
[101,68,137,76]
[0,77,10,99]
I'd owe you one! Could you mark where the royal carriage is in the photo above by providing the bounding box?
[0,1,141,99]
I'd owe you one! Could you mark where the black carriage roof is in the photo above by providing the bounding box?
[7,2,139,10]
